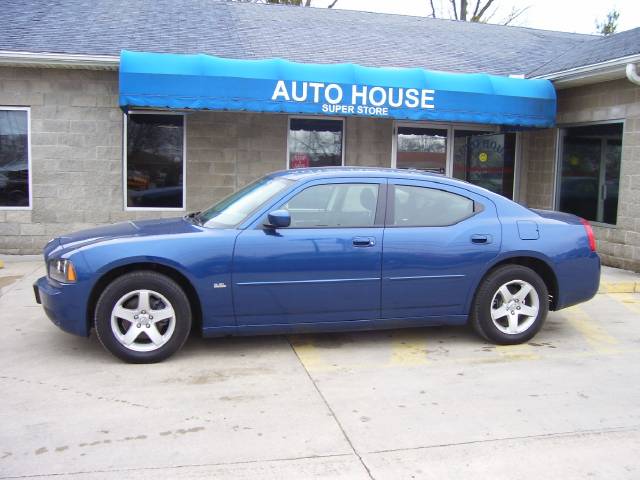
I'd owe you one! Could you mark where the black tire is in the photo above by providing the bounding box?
[470,265,548,345]
[94,271,192,363]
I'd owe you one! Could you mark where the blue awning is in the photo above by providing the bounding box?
[119,50,556,128]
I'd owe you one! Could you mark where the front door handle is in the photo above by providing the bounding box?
[353,236,376,247]
[471,234,492,244]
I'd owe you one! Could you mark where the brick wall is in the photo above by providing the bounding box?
[521,78,640,271]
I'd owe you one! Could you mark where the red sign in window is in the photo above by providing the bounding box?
[290,153,310,169]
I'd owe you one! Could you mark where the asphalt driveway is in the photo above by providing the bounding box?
[1,258,640,479]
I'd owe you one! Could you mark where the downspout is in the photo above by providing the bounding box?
[626,63,640,85]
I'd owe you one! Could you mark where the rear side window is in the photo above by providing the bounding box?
[391,185,474,227]
[284,183,379,228]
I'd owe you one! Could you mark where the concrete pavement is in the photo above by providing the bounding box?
[1,257,640,479]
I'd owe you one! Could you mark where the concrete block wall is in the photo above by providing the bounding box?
[0,67,390,254]
[521,78,640,271]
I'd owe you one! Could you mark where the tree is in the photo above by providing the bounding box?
[596,8,620,36]
[233,0,338,7]
[427,0,529,25]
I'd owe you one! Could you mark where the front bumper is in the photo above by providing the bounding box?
[34,276,90,337]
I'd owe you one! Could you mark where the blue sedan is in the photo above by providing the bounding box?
[34,167,600,363]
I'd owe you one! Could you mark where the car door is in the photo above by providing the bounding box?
[381,179,501,319]
[233,178,386,327]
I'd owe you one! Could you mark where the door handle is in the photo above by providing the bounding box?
[353,236,376,247]
[471,234,491,244]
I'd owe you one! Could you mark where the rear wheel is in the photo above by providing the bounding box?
[471,265,548,345]
[94,271,192,363]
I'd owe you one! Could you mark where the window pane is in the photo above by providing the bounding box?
[0,110,29,207]
[559,123,622,224]
[453,131,515,199]
[284,183,378,227]
[289,119,343,168]
[396,127,446,174]
[127,114,184,208]
[392,185,474,227]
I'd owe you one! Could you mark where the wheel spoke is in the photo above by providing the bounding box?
[113,306,136,322]
[507,313,520,334]
[138,290,151,312]
[151,307,174,323]
[122,325,141,346]
[145,325,164,346]
[513,283,532,302]
[498,285,512,302]
[519,304,538,317]
[491,305,508,321]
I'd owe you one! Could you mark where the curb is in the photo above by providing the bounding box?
[0,259,3,269]
[598,282,640,294]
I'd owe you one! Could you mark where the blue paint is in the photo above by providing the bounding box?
[34,168,599,342]
[119,50,556,127]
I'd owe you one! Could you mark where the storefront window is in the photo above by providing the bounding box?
[557,123,622,225]
[126,113,185,209]
[288,118,343,169]
[0,108,30,208]
[396,127,447,173]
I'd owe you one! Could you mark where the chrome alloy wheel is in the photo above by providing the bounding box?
[490,280,540,335]
[110,289,176,352]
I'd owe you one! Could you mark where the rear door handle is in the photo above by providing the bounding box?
[353,236,376,247]
[471,234,492,244]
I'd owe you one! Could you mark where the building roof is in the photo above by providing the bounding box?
[529,27,640,76]
[0,0,637,78]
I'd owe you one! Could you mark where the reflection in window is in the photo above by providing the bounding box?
[392,185,474,227]
[453,131,515,199]
[284,183,378,228]
[0,109,29,207]
[126,114,184,209]
[558,123,622,225]
[288,118,343,169]
[396,127,447,173]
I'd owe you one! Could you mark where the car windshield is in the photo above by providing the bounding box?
[197,176,293,228]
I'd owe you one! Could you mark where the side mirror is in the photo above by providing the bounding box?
[265,209,291,229]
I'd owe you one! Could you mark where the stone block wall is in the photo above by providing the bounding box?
[0,66,391,254]
[520,78,640,271]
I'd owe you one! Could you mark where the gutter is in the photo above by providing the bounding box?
[0,51,119,69]
[531,53,640,88]
[626,63,640,86]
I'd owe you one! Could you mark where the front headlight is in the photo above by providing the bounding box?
[48,259,77,283]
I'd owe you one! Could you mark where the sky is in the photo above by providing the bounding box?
[312,0,639,34]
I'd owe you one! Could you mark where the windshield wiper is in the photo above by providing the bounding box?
[184,211,202,226]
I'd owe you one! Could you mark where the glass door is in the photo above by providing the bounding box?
[557,123,622,225]
[453,130,516,199]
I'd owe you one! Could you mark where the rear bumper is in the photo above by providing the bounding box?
[554,252,601,310]
[34,276,90,337]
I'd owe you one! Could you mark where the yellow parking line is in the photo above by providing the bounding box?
[611,293,640,316]
[563,305,619,354]
[495,344,540,361]
[599,282,638,294]
[390,332,428,366]
[289,336,329,371]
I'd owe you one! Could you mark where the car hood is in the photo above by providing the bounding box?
[56,217,200,250]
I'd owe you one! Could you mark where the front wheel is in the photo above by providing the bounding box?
[94,271,192,363]
[471,265,548,345]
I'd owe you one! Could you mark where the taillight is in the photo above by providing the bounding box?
[580,218,596,252]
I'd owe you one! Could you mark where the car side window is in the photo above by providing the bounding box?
[284,183,379,228]
[391,185,474,227]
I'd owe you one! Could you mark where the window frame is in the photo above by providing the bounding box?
[553,119,625,227]
[0,106,32,211]
[286,115,345,170]
[123,110,187,212]
[257,179,386,229]
[385,182,480,228]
